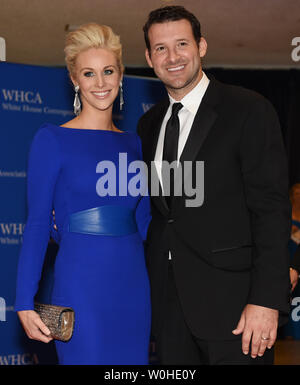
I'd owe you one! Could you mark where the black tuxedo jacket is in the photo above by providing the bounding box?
[137,77,291,340]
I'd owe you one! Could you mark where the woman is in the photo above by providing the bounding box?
[15,23,151,365]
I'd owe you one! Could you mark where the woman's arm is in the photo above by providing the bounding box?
[14,125,61,342]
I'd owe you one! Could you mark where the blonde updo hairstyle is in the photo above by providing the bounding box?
[64,23,124,79]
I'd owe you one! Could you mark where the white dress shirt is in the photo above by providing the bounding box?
[153,71,210,259]
[154,71,210,188]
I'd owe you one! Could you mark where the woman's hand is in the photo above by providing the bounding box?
[17,310,53,343]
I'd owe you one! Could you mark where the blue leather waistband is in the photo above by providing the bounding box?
[67,205,137,236]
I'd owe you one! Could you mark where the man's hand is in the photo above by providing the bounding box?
[291,225,300,244]
[232,304,278,359]
[290,267,299,292]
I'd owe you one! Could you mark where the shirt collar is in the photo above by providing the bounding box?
[168,71,210,115]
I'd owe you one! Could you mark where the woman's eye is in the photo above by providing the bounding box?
[104,69,114,75]
[84,71,94,77]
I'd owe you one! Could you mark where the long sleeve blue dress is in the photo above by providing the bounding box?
[14,123,152,365]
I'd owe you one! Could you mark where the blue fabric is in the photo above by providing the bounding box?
[68,205,138,236]
[14,123,152,364]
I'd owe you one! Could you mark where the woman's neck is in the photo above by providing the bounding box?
[77,107,115,130]
[62,103,123,132]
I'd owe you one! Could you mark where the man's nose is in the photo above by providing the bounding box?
[167,47,180,63]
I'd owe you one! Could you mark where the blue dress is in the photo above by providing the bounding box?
[14,123,152,365]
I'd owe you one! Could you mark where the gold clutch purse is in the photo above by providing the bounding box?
[34,302,75,342]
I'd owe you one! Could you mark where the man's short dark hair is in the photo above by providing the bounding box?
[143,6,202,52]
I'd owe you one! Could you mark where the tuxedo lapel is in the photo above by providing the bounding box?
[147,78,221,216]
[147,98,169,215]
[172,79,220,210]
[180,78,220,165]
[149,99,169,162]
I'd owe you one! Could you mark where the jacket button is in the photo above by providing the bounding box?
[168,218,175,224]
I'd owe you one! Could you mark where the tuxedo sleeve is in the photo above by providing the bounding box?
[239,97,291,315]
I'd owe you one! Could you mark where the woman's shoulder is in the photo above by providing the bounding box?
[28,124,62,168]
[35,122,72,139]
[123,129,139,137]
[126,131,143,156]
[122,129,141,143]
[36,122,60,134]
[112,129,141,144]
[30,123,62,151]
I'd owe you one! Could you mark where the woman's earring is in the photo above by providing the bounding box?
[73,85,81,115]
[119,82,124,111]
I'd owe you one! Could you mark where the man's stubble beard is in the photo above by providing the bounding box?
[164,64,202,97]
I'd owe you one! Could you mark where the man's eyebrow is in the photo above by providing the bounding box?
[153,38,189,46]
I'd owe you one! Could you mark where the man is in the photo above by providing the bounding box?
[137,5,291,365]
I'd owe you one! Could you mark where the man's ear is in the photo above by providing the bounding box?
[199,37,207,58]
[145,49,153,68]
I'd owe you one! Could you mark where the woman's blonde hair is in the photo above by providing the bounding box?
[64,23,124,77]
